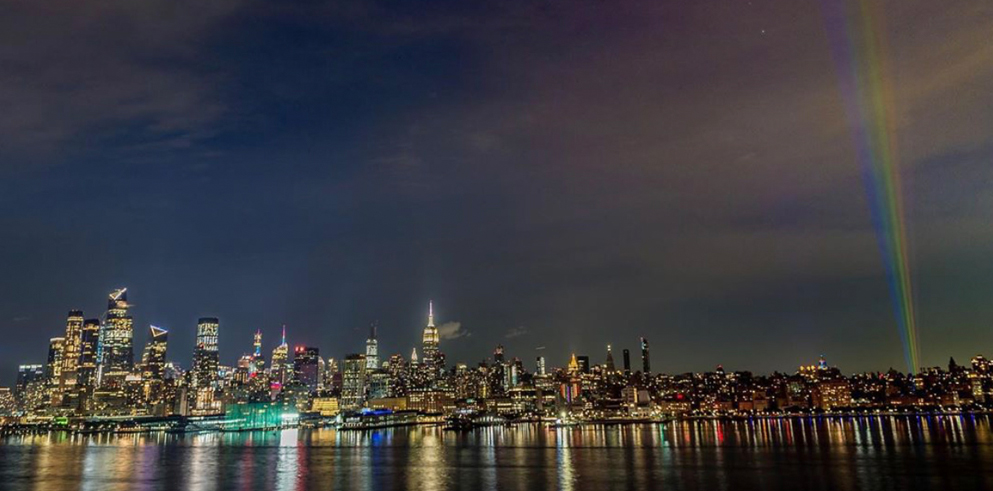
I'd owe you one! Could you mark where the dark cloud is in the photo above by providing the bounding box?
[0,0,244,163]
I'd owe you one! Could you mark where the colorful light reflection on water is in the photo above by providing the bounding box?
[3,416,993,490]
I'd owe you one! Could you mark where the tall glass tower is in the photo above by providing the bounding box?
[58,310,84,392]
[97,288,133,386]
[365,322,379,370]
[192,317,219,389]
[141,326,169,406]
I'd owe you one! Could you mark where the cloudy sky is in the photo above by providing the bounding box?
[1,0,991,383]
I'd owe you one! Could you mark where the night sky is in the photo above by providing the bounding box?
[1,0,991,384]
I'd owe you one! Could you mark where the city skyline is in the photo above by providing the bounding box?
[1,1,991,489]
[4,286,991,388]
[2,1,992,401]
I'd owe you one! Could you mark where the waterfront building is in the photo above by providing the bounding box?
[14,365,46,414]
[367,370,391,399]
[813,379,853,410]
[407,388,455,413]
[0,388,15,416]
[15,365,45,399]
[342,354,368,409]
[223,402,296,430]
[367,396,408,411]
[311,397,340,416]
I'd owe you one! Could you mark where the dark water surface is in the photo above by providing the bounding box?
[2,416,993,490]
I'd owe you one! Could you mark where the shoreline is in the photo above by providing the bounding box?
[3,410,991,436]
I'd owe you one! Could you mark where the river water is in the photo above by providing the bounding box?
[2,415,992,490]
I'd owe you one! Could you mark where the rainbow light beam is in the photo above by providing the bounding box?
[819,0,920,373]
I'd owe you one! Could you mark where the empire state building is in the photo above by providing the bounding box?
[421,301,439,367]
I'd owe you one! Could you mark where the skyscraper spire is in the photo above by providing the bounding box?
[281,325,287,346]
[421,301,440,371]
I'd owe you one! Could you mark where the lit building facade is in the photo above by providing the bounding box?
[421,301,440,371]
[58,310,85,392]
[46,337,64,383]
[98,288,134,386]
[342,354,367,409]
[141,326,169,407]
[271,326,289,386]
[365,323,379,370]
[293,346,321,392]
[192,317,219,389]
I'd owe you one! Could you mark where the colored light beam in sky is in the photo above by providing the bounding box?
[819,0,920,373]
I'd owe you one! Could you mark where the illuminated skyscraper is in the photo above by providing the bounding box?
[342,353,367,409]
[15,365,44,398]
[536,356,546,376]
[577,356,590,374]
[58,310,85,393]
[46,337,64,382]
[366,322,379,370]
[141,326,169,405]
[605,345,616,373]
[622,349,631,376]
[503,360,519,389]
[640,337,650,374]
[293,346,321,392]
[568,353,579,374]
[251,329,265,376]
[77,319,100,389]
[421,301,439,368]
[271,326,289,385]
[97,288,134,386]
[15,364,45,411]
[192,317,219,389]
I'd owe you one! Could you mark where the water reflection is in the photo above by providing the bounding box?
[2,416,993,490]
